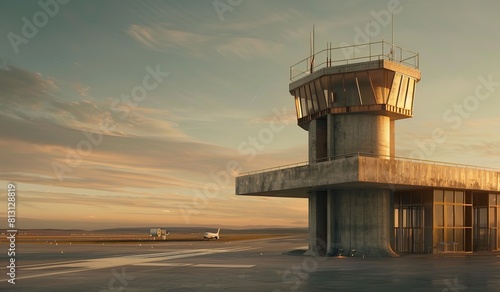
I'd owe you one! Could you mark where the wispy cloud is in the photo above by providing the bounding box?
[216,37,285,60]
[127,22,286,60]
[127,23,212,54]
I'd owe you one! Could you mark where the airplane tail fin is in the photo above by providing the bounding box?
[217,228,220,235]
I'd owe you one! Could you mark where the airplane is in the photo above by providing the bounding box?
[203,228,220,240]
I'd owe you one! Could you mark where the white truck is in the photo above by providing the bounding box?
[149,228,169,240]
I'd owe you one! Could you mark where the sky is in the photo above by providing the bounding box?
[1,0,499,230]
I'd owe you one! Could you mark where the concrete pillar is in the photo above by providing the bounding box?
[390,120,395,157]
[327,189,338,255]
[389,190,395,252]
[328,189,397,257]
[308,120,317,163]
[327,114,335,158]
[306,191,327,256]
[316,119,327,161]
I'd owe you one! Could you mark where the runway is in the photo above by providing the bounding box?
[3,235,500,291]
[14,247,258,281]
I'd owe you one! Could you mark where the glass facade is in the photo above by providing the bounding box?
[488,193,500,250]
[394,189,500,254]
[433,190,472,252]
[291,69,417,120]
[394,190,432,253]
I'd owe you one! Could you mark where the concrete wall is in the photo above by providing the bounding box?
[358,156,500,191]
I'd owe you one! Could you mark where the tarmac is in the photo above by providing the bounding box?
[2,234,500,291]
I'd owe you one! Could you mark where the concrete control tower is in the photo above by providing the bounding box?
[236,41,500,257]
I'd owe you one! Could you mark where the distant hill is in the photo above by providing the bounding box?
[95,226,307,235]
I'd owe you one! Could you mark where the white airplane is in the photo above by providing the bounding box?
[203,228,220,240]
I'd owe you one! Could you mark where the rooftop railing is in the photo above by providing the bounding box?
[290,40,419,81]
[238,152,499,177]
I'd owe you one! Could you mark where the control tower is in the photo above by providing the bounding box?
[236,41,500,257]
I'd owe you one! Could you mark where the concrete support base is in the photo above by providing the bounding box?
[306,191,327,256]
[327,189,398,257]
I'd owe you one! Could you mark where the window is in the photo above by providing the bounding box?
[294,94,302,119]
[446,205,454,227]
[315,79,327,111]
[387,73,402,106]
[434,190,444,202]
[405,79,415,110]
[490,194,497,206]
[356,71,376,105]
[434,189,473,252]
[299,86,308,117]
[445,191,454,203]
[435,205,444,227]
[455,206,464,227]
[397,76,409,108]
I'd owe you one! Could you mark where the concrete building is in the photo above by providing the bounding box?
[236,41,500,257]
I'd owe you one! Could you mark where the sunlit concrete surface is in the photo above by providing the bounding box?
[236,155,500,197]
[3,236,500,291]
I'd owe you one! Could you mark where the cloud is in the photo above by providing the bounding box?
[71,82,90,97]
[0,65,307,196]
[216,37,285,61]
[248,106,296,125]
[0,66,58,105]
[127,23,212,54]
[127,23,285,60]
[0,65,189,140]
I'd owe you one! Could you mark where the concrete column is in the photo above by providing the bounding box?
[333,114,391,157]
[390,120,395,157]
[308,120,317,163]
[330,189,397,257]
[389,191,395,252]
[327,114,335,158]
[327,189,338,255]
[316,119,327,161]
[306,191,327,256]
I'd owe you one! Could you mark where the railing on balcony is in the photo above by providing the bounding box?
[238,152,499,177]
[290,40,419,81]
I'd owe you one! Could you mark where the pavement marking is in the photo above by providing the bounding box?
[131,263,192,267]
[193,264,255,268]
[20,259,88,269]
[131,263,255,268]
[3,247,259,282]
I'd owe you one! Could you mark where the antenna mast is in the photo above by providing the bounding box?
[309,25,315,73]
[391,12,395,60]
